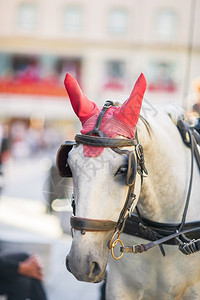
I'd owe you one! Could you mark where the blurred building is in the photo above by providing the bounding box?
[0,0,199,123]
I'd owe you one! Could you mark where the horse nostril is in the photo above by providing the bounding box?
[66,256,71,272]
[91,261,101,277]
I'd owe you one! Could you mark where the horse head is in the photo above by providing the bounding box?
[62,73,147,282]
[57,73,200,299]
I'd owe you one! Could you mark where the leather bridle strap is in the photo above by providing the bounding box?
[75,134,137,147]
[70,215,117,232]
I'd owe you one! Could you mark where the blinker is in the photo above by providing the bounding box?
[56,141,76,177]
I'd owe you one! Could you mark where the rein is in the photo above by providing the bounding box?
[121,122,200,257]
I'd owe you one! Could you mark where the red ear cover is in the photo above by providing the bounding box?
[64,73,99,122]
[64,72,147,157]
[113,73,147,127]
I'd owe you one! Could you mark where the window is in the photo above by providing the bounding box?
[56,58,82,83]
[108,8,128,35]
[154,9,178,41]
[16,3,38,33]
[0,53,11,77]
[107,61,125,79]
[104,60,126,90]
[63,6,83,33]
[12,56,40,80]
[148,61,177,93]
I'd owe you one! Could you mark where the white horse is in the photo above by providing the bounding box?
[59,73,200,299]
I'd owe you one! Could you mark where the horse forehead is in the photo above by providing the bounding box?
[69,144,125,169]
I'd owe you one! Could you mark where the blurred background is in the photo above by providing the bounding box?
[0,0,199,299]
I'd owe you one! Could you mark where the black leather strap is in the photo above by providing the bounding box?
[177,118,200,169]
[75,134,137,148]
[124,214,200,245]
[122,124,200,252]
[127,226,200,254]
[92,100,113,133]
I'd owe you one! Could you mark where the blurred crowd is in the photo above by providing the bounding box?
[0,121,62,161]
[0,118,66,198]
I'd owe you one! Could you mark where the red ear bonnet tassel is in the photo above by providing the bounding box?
[64,73,147,157]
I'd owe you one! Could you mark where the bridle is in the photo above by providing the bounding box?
[57,101,200,259]
[73,131,147,260]
[72,101,148,259]
[57,100,148,259]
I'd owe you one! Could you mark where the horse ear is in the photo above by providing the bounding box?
[64,73,98,122]
[114,73,147,127]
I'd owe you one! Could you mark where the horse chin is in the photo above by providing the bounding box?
[93,268,107,283]
[78,267,106,283]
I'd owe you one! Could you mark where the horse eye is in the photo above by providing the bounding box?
[115,165,128,175]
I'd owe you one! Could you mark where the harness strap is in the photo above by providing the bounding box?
[121,226,200,254]
[179,131,194,232]
[122,124,200,256]
[177,118,200,169]
[124,214,200,244]
[194,140,200,168]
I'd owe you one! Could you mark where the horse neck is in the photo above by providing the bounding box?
[136,114,189,223]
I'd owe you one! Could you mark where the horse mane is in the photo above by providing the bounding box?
[139,115,152,138]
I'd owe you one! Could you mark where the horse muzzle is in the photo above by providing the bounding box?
[66,239,108,283]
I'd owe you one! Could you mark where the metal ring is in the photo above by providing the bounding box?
[109,230,120,249]
[111,238,124,260]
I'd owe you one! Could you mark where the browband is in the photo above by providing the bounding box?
[75,134,137,148]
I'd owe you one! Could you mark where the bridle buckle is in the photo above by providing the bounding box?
[135,142,143,160]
